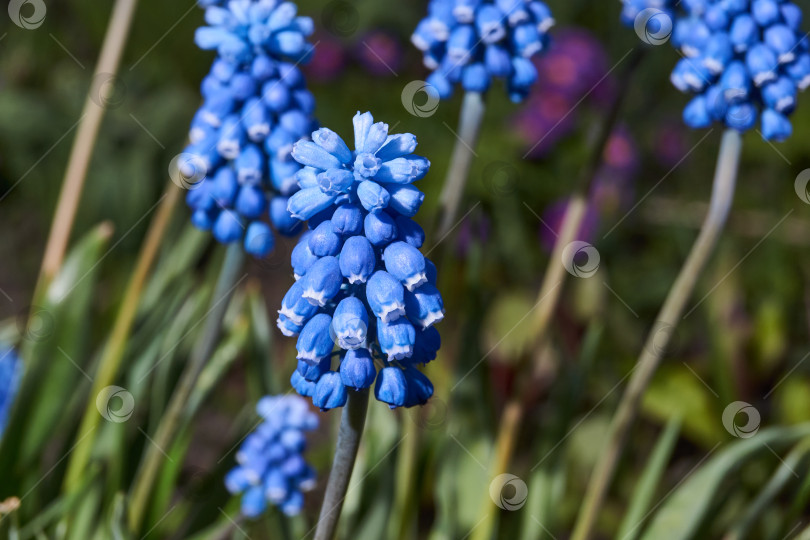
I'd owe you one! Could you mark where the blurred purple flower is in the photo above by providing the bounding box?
[591,126,638,215]
[305,34,347,82]
[356,30,402,77]
[514,91,577,159]
[602,125,639,176]
[653,123,690,169]
[535,29,612,101]
[539,198,600,252]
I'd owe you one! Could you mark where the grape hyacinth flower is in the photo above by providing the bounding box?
[225,395,318,517]
[180,0,319,257]
[279,112,443,410]
[0,347,21,440]
[411,0,555,102]
[665,0,809,141]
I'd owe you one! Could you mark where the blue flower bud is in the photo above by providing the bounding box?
[213,210,244,243]
[378,318,416,360]
[404,283,445,328]
[462,63,491,92]
[292,140,343,170]
[384,242,427,291]
[266,127,296,160]
[291,370,317,396]
[295,166,319,189]
[339,348,376,390]
[245,222,274,257]
[330,203,365,236]
[746,44,778,86]
[512,23,543,58]
[242,98,272,142]
[225,468,252,494]
[357,180,391,213]
[297,357,331,382]
[683,95,712,129]
[375,157,430,184]
[752,0,780,27]
[761,108,792,141]
[719,61,751,98]
[352,111,375,153]
[331,297,369,350]
[412,326,441,364]
[376,134,418,162]
[476,4,506,44]
[191,208,215,231]
[299,256,342,306]
[279,280,319,328]
[218,114,246,159]
[725,102,757,131]
[235,185,266,218]
[383,184,425,217]
[425,259,437,285]
[241,485,268,517]
[403,366,434,407]
[448,24,477,64]
[318,168,355,196]
[269,196,301,236]
[354,152,383,179]
[312,127,353,164]
[764,25,798,64]
[308,221,342,257]
[339,236,376,284]
[395,216,425,248]
[702,33,733,74]
[263,79,292,112]
[231,72,258,101]
[426,71,454,99]
[291,234,318,278]
[366,270,406,323]
[364,212,398,246]
[510,56,538,88]
[270,158,301,195]
[212,167,239,207]
[313,371,347,410]
[762,77,797,113]
[264,469,289,503]
[296,313,334,363]
[374,366,407,408]
[287,187,336,220]
[278,313,304,337]
[293,89,316,115]
[729,14,758,52]
[252,54,277,80]
[280,109,313,138]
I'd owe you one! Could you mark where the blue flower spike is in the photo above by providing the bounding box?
[277,112,445,410]
[623,0,808,141]
[182,0,319,256]
[226,394,319,517]
[411,0,555,102]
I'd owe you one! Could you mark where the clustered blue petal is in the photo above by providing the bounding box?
[411,0,555,102]
[182,0,319,256]
[620,0,676,27]
[225,394,318,517]
[661,0,807,141]
[279,112,444,411]
[0,346,22,440]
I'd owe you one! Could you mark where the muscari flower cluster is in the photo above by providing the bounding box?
[665,0,810,141]
[225,394,318,517]
[277,112,443,411]
[181,0,318,256]
[0,347,21,440]
[411,0,555,102]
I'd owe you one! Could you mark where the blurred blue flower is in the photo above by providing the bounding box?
[411,0,555,102]
[278,112,443,410]
[0,347,22,441]
[181,0,319,256]
[627,0,808,141]
[225,394,318,517]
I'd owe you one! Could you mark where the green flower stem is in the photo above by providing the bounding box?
[36,0,139,292]
[470,47,647,540]
[313,388,370,540]
[62,184,180,494]
[128,243,245,533]
[572,129,742,540]
[435,91,485,238]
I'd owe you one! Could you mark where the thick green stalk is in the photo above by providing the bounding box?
[313,389,370,540]
[435,91,485,238]
[63,184,179,494]
[572,129,742,540]
[128,243,245,532]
